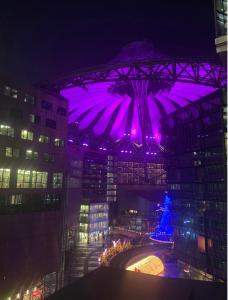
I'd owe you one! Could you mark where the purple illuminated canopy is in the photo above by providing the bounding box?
[54,43,226,145]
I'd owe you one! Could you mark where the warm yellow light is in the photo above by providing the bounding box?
[126,255,164,276]
[16,293,20,299]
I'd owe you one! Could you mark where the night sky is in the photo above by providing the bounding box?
[0,0,216,84]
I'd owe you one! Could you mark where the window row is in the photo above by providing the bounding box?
[3,147,54,162]
[0,168,63,188]
[3,86,67,116]
[7,193,61,205]
[0,126,64,147]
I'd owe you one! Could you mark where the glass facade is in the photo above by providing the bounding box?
[214,0,227,36]
[162,91,226,280]
[54,138,64,147]
[17,170,48,188]
[0,168,11,188]
[21,130,33,141]
[0,124,14,137]
[39,134,49,143]
[78,203,109,243]
[53,173,63,188]
[117,160,166,185]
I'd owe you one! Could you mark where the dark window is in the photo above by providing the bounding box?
[43,153,54,162]
[41,100,53,111]
[10,109,23,120]
[46,119,56,129]
[57,107,67,116]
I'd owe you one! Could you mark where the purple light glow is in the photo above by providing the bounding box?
[61,76,217,145]
[131,129,136,135]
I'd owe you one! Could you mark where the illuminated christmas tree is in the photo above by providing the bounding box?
[151,192,173,241]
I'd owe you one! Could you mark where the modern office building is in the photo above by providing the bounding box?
[162,91,226,281]
[0,80,68,299]
[78,202,109,243]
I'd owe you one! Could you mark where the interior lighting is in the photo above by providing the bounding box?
[184,220,191,224]
[126,255,164,276]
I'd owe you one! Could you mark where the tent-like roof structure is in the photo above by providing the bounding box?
[49,42,227,145]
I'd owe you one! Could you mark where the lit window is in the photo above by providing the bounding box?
[4,85,18,99]
[80,204,89,213]
[39,135,49,143]
[21,130,33,141]
[25,150,38,160]
[9,194,22,205]
[16,169,48,188]
[5,147,19,158]
[29,114,35,123]
[54,138,64,147]
[53,173,63,188]
[5,147,12,157]
[26,150,33,160]
[31,171,48,188]
[29,114,40,124]
[0,125,14,137]
[16,169,30,188]
[0,168,11,188]
[24,93,35,104]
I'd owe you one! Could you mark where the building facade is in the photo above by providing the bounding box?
[162,91,226,281]
[214,0,227,65]
[0,80,68,299]
[79,202,109,243]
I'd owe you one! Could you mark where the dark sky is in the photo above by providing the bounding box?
[0,0,216,84]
